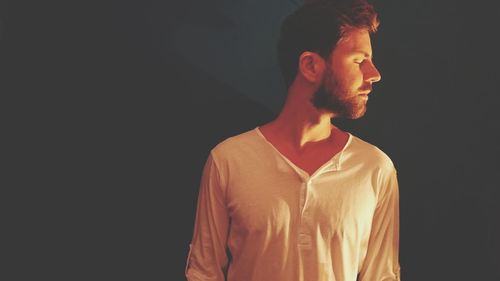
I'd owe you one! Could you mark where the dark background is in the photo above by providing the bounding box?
[2,0,499,280]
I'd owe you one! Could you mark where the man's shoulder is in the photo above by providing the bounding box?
[211,127,263,157]
[347,133,395,171]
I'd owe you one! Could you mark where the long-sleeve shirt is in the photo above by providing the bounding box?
[186,127,401,281]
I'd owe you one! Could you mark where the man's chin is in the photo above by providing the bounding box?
[351,106,368,119]
[350,111,366,119]
[335,105,367,119]
[311,97,368,119]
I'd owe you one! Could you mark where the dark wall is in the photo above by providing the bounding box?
[2,0,499,280]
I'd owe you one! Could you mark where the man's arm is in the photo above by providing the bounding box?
[359,168,401,281]
[185,152,230,281]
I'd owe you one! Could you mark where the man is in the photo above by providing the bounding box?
[185,0,401,280]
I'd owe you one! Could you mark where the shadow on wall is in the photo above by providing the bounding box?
[1,1,274,280]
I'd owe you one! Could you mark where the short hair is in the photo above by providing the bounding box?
[277,0,379,88]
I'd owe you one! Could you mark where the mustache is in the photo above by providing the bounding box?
[358,85,372,92]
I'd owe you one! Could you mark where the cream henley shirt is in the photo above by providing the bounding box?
[186,127,401,281]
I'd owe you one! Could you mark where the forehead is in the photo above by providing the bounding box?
[331,29,373,58]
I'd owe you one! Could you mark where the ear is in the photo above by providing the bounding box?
[298,51,325,83]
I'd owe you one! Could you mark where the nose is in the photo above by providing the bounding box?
[365,60,381,83]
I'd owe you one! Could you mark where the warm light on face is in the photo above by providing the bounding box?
[311,29,381,119]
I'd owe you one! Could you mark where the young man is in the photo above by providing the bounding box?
[185,0,401,280]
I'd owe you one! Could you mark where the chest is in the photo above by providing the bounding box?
[226,167,377,238]
[287,148,341,176]
[274,132,349,177]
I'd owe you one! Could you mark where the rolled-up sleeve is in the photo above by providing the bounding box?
[359,168,401,281]
[185,152,230,281]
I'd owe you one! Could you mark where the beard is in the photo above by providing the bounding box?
[311,67,370,119]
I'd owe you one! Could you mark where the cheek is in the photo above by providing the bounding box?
[336,62,363,83]
[338,69,363,91]
[347,69,365,89]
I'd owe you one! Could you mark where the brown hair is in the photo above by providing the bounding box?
[277,0,379,88]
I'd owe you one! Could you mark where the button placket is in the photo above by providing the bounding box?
[298,178,313,248]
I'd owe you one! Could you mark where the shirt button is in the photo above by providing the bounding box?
[298,234,311,244]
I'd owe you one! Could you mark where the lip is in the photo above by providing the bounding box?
[358,93,369,100]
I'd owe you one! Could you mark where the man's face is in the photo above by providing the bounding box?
[312,29,381,119]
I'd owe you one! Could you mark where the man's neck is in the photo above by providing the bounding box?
[262,90,336,151]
